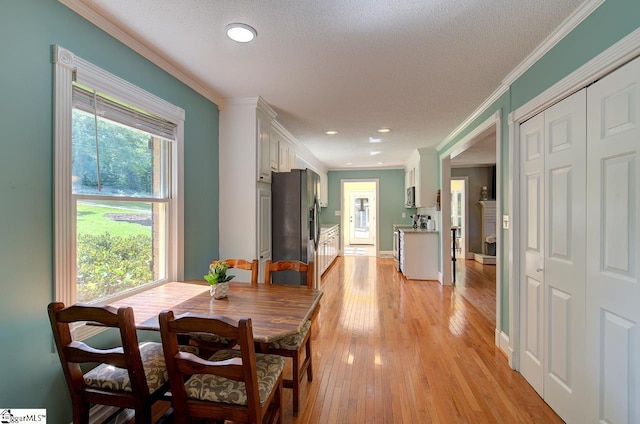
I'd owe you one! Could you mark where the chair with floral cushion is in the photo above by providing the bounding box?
[159,311,284,424]
[47,302,171,424]
[189,258,260,357]
[261,259,314,416]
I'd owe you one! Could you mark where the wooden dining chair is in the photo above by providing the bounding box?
[262,259,314,416]
[47,302,170,424]
[189,258,260,357]
[213,258,259,286]
[159,311,284,424]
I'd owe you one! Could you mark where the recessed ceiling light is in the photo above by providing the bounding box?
[346,162,353,165]
[325,130,338,135]
[369,137,382,143]
[377,162,384,165]
[377,128,391,133]
[225,23,257,43]
[370,151,381,156]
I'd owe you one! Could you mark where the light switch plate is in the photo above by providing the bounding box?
[503,215,510,229]
[335,210,341,216]
[402,212,406,218]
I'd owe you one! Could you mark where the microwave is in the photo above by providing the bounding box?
[406,186,416,207]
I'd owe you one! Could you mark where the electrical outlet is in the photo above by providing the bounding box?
[335,210,341,216]
[503,215,510,229]
[402,212,406,218]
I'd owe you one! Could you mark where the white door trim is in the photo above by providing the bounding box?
[439,110,503,353]
[508,27,640,372]
[451,176,469,260]
[340,179,380,255]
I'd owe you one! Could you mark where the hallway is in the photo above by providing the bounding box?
[294,256,560,423]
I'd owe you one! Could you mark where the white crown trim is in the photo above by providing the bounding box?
[59,0,221,107]
[512,26,640,122]
[437,0,604,152]
[501,0,606,86]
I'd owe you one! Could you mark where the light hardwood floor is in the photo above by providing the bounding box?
[120,256,562,423]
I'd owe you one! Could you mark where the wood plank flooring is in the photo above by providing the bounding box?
[118,256,562,423]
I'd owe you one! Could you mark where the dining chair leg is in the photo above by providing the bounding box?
[305,337,313,382]
[134,406,152,424]
[277,379,284,424]
[73,403,90,424]
[292,352,300,416]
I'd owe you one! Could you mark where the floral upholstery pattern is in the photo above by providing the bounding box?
[267,319,311,350]
[83,342,167,393]
[189,332,233,345]
[83,343,198,394]
[183,350,285,406]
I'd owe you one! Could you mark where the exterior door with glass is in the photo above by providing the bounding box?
[349,191,375,245]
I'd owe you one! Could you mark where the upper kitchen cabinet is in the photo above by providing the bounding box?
[405,148,438,208]
[271,121,295,173]
[257,102,278,183]
[219,97,276,261]
[319,172,328,207]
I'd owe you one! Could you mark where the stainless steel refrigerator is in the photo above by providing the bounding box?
[271,168,320,286]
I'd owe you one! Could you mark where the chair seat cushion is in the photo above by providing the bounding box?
[84,343,198,394]
[267,319,311,350]
[183,350,285,406]
[84,342,168,393]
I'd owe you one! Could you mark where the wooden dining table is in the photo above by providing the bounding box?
[108,280,323,342]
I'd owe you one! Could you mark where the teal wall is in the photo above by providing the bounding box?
[0,0,219,420]
[320,169,411,251]
[437,0,640,335]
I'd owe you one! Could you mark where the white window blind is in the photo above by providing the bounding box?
[72,85,176,140]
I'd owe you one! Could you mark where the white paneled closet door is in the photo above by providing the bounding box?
[542,89,586,423]
[586,56,640,424]
[520,112,545,396]
[519,88,587,423]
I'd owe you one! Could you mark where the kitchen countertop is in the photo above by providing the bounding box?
[320,224,339,234]
[399,228,439,234]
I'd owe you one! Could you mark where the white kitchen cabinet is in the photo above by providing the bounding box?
[319,171,328,207]
[416,148,437,207]
[219,97,276,265]
[405,148,437,207]
[319,225,339,276]
[257,187,272,283]
[399,229,438,280]
[257,106,275,183]
[270,137,279,172]
[278,144,289,172]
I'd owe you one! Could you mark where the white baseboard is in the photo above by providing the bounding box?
[378,250,394,258]
[495,329,514,368]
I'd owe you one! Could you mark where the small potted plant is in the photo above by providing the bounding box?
[204,261,235,299]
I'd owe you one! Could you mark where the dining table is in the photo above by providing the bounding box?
[108,280,323,343]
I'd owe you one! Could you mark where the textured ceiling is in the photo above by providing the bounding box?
[78,0,586,169]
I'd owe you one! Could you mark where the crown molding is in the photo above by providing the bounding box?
[437,0,604,153]
[512,26,640,122]
[436,85,507,153]
[501,0,606,86]
[54,45,186,122]
[59,0,221,108]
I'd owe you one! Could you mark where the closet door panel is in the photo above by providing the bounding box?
[586,55,640,424]
[520,113,545,396]
[543,89,587,424]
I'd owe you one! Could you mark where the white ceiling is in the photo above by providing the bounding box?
[75,0,586,170]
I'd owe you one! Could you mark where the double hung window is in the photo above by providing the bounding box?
[53,46,184,336]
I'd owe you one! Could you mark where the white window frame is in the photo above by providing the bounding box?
[53,45,184,339]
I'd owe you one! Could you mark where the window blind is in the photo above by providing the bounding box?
[72,85,176,140]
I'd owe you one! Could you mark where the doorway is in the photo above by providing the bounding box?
[341,180,378,257]
[439,111,502,353]
[349,191,374,244]
[450,177,468,260]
